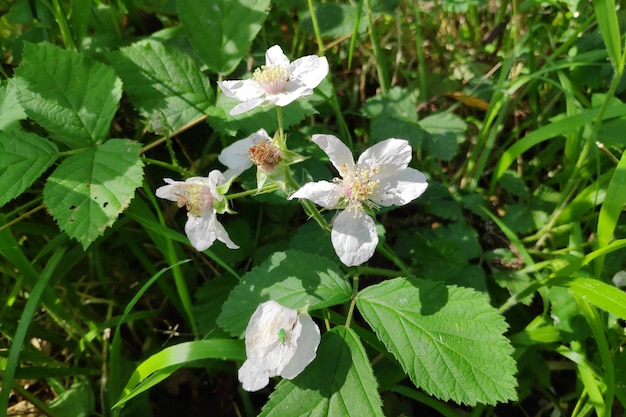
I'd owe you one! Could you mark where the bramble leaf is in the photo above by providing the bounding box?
[177,0,270,75]
[218,250,351,336]
[0,131,58,207]
[0,80,27,131]
[108,40,214,132]
[259,327,384,417]
[43,139,144,249]
[357,277,517,405]
[13,42,122,148]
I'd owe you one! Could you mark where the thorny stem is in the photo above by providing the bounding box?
[345,275,359,328]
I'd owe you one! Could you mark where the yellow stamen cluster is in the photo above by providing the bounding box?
[176,184,213,217]
[249,141,283,172]
[336,165,380,210]
[253,64,289,95]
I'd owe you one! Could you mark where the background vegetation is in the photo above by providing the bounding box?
[1,0,626,416]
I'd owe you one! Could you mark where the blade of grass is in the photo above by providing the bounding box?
[0,246,66,413]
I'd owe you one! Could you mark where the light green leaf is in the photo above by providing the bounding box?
[357,277,517,405]
[108,40,214,132]
[115,339,244,408]
[0,130,58,207]
[597,153,626,249]
[553,276,626,320]
[592,0,622,70]
[419,112,466,161]
[43,139,144,249]
[177,0,270,75]
[218,250,351,337]
[259,327,384,417]
[13,42,122,148]
[0,80,27,131]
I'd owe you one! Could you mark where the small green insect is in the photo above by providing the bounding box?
[277,328,287,345]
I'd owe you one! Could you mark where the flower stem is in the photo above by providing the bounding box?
[306,0,325,54]
[345,275,359,328]
[276,106,286,148]
[226,183,281,200]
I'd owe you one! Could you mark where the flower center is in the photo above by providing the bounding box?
[249,141,283,172]
[253,64,289,95]
[336,165,380,210]
[176,184,213,217]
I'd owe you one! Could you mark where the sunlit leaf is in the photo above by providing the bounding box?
[108,40,214,132]
[13,42,122,148]
[43,139,144,249]
[357,277,517,405]
[218,250,351,336]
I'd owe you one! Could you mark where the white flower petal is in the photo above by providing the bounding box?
[218,79,263,102]
[230,97,267,116]
[331,210,378,266]
[238,360,272,392]
[373,167,428,206]
[207,170,225,201]
[312,134,355,176]
[185,213,216,252]
[245,301,298,360]
[155,178,181,201]
[357,138,412,173]
[280,313,320,380]
[289,55,329,89]
[212,215,239,249]
[218,129,271,178]
[265,45,290,66]
[270,86,314,106]
[289,181,342,209]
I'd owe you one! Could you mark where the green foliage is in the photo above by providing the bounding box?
[107,40,214,132]
[43,139,144,249]
[357,277,518,405]
[177,0,271,75]
[259,327,385,417]
[0,130,58,207]
[13,42,122,147]
[218,250,351,336]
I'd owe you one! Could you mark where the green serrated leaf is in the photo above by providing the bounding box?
[0,80,27,131]
[260,327,384,417]
[177,0,270,75]
[0,130,58,207]
[13,42,122,148]
[357,277,517,405]
[217,250,351,336]
[48,382,95,417]
[108,40,214,132]
[43,139,144,249]
[419,112,466,161]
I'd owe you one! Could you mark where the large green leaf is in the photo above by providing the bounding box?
[13,42,122,148]
[108,40,214,132]
[357,277,517,405]
[259,327,384,417]
[43,139,144,249]
[177,0,270,75]
[217,250,351,337]
[0,80,27,131]
[552,276,626,320]
[0,130,58,207]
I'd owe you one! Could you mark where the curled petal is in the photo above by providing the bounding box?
[155,178,181,201]
[311,134,355,176]
[265,45,290,66]
[185,211,238,252]
[289,55,329,89]
[289,181,342,209]
[357,138,412,174]
[270,85,314,107]
[238,360,272,392]
[331,210,378,266]
[373,167,428,207]
[280,313,321,380]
